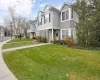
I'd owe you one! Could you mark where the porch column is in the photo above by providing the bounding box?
[52,29,54,40]
[69,29,71,37]
[60,29,62,40]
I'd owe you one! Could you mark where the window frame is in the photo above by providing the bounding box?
[61,28,75,40]
[38,17,42,25]
[71,8,74,19]
[61,9,69,22]
[61,29,69,39]
[45,13,50,23]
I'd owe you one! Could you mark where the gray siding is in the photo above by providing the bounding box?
[37,10,53,30]
[60,4,75,29]
[60,21,70,29]
[70,20,75,28]
[39,30,50,41]
[52,11,60,29]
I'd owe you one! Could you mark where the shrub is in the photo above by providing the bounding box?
[36,36,41,42]
[66,37,74,47]
[52,40,67,45]
[52,40,57,44]
[60,40,67,45]
[32,37,36,39]
[36,36,47,43]
[41,37,47,43]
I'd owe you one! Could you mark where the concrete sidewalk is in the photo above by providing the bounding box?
[0,39,18,80]
[2,43,51,52]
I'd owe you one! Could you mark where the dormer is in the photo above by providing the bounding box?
[60,3,73,22]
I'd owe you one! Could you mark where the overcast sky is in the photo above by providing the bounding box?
[0,0,76,25]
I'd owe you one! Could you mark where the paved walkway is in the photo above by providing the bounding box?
[0,39,17,80]
[2,43,51,52]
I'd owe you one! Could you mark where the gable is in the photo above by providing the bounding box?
[61,4,70,11]
[44,5,52,11]
[38,11,43,16]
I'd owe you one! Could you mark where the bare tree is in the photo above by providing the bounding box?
[4,6,30,39]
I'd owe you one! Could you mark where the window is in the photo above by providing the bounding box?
[71,29,74,37]
[44,16,45,24]
[61,10,69,21]
[62,11,65,21]
[71,8,73,19]
[62,30,69,39]
[71,29,75,38]
[45,31,46,37]
[66,10,69,20]
[38,17,42,25]
[44,13,50,23]
[49,13,50,22]
[45,14,49,23]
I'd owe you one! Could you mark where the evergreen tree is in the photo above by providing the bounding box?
[75,0,100,47]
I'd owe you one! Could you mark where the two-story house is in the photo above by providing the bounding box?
[36,3,78,42]
[27,20,37,38]
[37,5,60,42]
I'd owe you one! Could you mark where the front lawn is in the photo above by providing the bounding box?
[2,38,41,49]
[3,44,100,80]
[7,38,33,43]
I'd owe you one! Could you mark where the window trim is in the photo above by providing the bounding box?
[61,28,75,40]
[71,8,74,19]
[44,13,50,23]
[61,8,74,22]
[61,9,69,22]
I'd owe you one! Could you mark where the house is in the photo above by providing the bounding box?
[27,20,37,38]
[28,3,79,42]
[36,3,78,42]
[0,25,4,37]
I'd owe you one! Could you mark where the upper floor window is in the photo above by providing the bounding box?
[44,13,50,24]
[38,17,42,25]
[71,8,73,19]
[61,10,69,21]
[45,14,49,23]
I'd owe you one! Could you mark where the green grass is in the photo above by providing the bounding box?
[8,38,33,43]
[3,44,100,80]
[2,38,41,49]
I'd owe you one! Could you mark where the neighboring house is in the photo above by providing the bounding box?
[27,20,37,38]
[0,25,4,37]
[36,3,78,42]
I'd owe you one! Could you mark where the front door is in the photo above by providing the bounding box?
[55,30,60,40]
